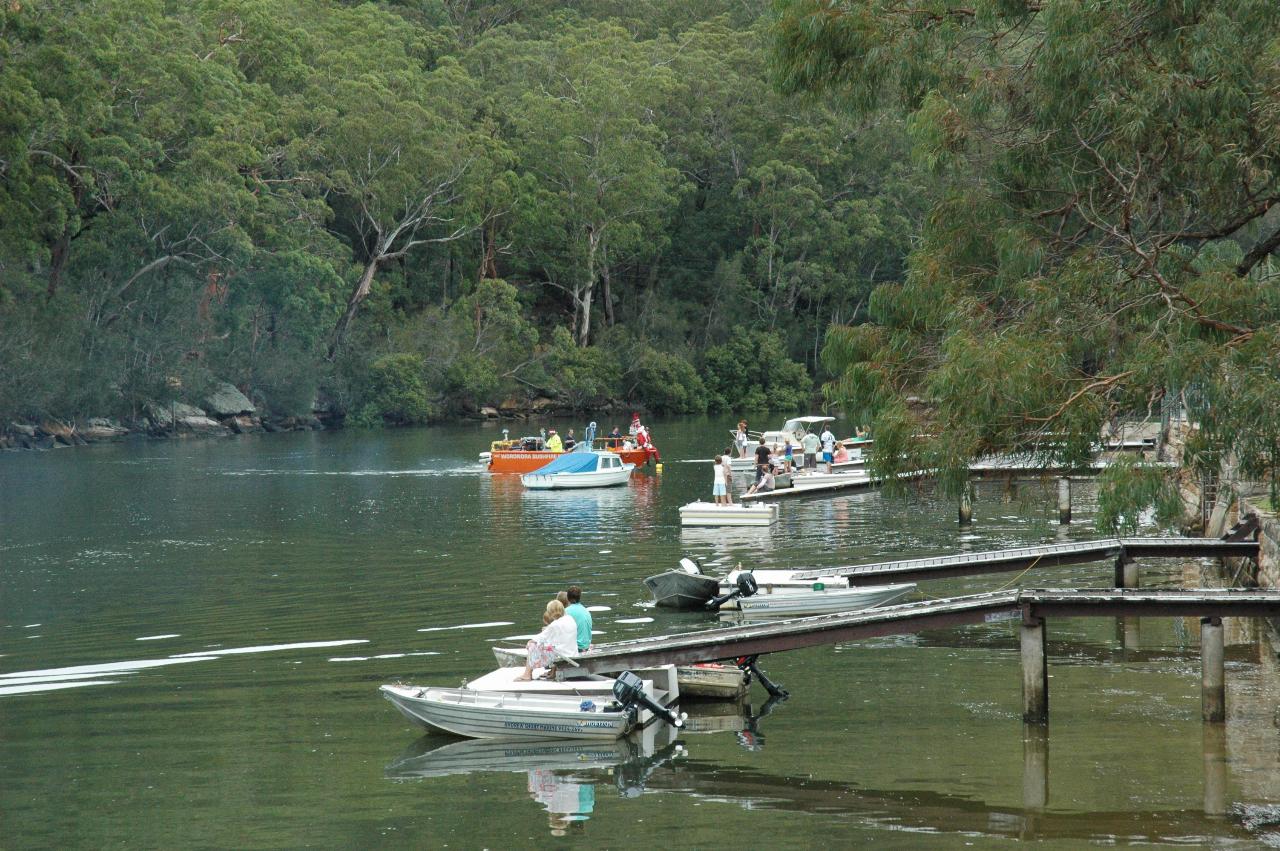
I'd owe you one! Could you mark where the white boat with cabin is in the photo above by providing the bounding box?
[521,450,634,489]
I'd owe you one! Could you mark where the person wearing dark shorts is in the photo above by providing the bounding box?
[754,438,772,484]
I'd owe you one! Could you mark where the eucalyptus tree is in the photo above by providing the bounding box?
[775,0,1280,511]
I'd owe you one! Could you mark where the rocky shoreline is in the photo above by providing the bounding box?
[1,382,639,453]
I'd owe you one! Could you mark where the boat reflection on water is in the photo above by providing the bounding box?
[385,722,684,834]
[481,469,660,536]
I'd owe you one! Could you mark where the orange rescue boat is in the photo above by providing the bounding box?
[485,434,658,473]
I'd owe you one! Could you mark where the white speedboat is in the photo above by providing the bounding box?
[679,501,777,527]
[521,450,634,489]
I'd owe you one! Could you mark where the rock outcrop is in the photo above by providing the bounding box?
[203,382,256,417]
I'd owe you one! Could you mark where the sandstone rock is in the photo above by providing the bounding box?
[178,415,227,434]
[38,420,74,439]
[9,423,36,437]
[480,406,500,419]
[145,401,205,428]
[82,419,129,441]
[499,397,522,412]
[225,415,263,434]
[203,382,255,417]
[531,397,556,412]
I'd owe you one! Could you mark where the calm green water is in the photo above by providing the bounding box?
[2,417,1278,848]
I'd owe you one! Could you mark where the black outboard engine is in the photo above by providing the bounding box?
[705,572,759,611]
[612,671,684,728]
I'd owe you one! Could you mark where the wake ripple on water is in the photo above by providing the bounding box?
[219,467,484,478]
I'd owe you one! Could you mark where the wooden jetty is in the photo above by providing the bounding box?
[563,588,1280,724]
[789,537,1259,587]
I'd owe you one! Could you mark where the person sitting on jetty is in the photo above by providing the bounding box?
[546,429,563,452]
[517,599,577,680]
[745,467,774,496]
[564,586,593,652]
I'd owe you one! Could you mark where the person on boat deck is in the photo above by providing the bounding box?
[745,467,774,496]
[563,428,576,451]
[782,440,794,473]
[833,444,850,464]
[609,425,622,439]
[801,429,820,470]
[629,412,642,436]
[721,451,736,505]
[517,599,577,680]
[546,429,563,452]
[564,585,593,652]
[754,437,772,484]
[819,425,837,474]
[635,425,650,447]
[712,455,729,505]
[735,421,750,458]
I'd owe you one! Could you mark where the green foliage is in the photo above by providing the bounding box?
[542,328,622,410]
[1096,457,1185,535]
[361,353,437,426]
[628,348,709,415]
[782,0,1280,512]
[704,331,812,412]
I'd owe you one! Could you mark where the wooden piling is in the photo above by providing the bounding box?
[959,484,973,527]
[1203,724,1227,816]
[1201,616,1225,723]
[1022,724,1049,810]
[1021,616,1048,723]
[1057,477,1071,524]
[1113,556,1139,588]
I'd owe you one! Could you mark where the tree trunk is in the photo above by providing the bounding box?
[600,241,615,328]
[329,257,380,360]
[578,228,600,347]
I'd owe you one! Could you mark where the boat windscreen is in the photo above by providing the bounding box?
[529,452,600,475]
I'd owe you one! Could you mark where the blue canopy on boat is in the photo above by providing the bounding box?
[529,451,600,475]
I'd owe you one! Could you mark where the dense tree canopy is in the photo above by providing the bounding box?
[0,0,927,424]
[776,0,1280,507]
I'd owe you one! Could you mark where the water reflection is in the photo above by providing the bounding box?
[385,723,684,835]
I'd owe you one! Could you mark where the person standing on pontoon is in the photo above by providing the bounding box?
[712,455,729,505]
[735,421,750,458]
[819,425,837,474]
[754,437,772,485]
[721,451,736,505]
[802,429,820,470]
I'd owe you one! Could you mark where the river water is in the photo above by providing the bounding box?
[2,417,1278,847]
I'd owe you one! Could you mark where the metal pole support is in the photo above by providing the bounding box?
[1057,477,1071,525]
[1021,616,1048,723]
[1201,616,1225,723]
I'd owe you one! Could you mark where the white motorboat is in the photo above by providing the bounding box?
[380,685,638,740]
[679,501,777,527]
[729,582,916,616]
[646,560,845,609]
[381,669,683,741]
[521,450,634,489]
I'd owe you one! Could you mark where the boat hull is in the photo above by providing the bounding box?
[521,464,634,489]
[679,501,777,527]
[490,448,652,473]
[728,582,916,616]
[380,685,634,740]
[643,570,720,609]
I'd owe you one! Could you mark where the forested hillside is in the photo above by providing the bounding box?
[0,0,931,425]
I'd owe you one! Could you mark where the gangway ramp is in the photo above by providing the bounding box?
[791,537,1259,586]
[567,592,1021,674]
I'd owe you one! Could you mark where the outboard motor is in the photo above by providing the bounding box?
[705,572,759,611]
[612,671,684,728]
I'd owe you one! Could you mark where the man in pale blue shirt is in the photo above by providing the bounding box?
[565,585,592,652]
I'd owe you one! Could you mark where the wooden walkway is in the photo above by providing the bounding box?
[789,537,1259,586]
[566,588,1280,675]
